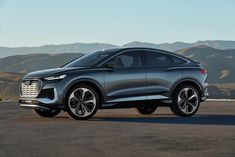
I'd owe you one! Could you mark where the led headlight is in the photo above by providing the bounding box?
[44,74,67,81]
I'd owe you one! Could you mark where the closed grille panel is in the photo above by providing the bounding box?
[21,80,41,97]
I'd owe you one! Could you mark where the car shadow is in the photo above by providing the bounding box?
[92,114,235,126]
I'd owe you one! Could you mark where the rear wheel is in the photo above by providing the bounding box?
[135,106,157,114]
[170,84,200,117]
[66,84,99,120]
[34,109,61,117]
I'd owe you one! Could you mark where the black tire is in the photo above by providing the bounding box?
[65,84,99,120]
[170,84,200,117]
[34,109,61,117]
[135,105,158,114]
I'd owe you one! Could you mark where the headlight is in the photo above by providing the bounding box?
[44,74,67,81]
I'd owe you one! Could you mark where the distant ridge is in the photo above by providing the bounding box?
[0,43,117,58]
[1,40,235,57]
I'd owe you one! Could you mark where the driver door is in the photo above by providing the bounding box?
[103,50,147,103]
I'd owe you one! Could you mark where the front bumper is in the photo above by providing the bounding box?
[19,95,65,110]
[19,80,65,110]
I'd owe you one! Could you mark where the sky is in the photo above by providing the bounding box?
[0,0,235,47]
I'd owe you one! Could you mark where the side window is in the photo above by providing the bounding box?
[146,51,171,67]
[171,56,187,65]
[106,51,141,68]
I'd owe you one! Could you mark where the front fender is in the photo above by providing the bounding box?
[61,77,105,104]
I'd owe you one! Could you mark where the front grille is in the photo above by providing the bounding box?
[21,80,42,97]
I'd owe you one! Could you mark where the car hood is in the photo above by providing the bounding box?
[24,67,89,79]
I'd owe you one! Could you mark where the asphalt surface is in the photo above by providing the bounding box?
[0,102,235,157]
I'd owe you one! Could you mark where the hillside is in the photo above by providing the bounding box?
[0,53,83,73]
[0,72,24,101]
[176,46,235,83]
[1,40,235,57]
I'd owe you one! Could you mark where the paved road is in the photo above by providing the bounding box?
[0,102,235,157]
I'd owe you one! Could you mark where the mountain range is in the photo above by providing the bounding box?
[0,45,234,84]
[1,40,235,57]
[0,41,235,100]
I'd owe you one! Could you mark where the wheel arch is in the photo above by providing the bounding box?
[171,78,203,98]
[63,78,104,107]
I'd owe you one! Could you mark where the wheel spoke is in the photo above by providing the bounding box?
[81,104,90,116]
[81,88,88,100]
[178,97,185,105]
[180,101,187,109]
[183,88,189,98]
[185,105,191,113]
[188,101,197,108]
[188,92,197,101]
[74,90,82,100]
[70,98,81,108]
[84,98,96,104]
[70,92,79,101]
[74,103,83,115]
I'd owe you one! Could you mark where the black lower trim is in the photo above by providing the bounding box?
[100,99,170,109]
[19,99,65,109]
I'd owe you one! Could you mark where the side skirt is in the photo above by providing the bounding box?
[100,99,172,109]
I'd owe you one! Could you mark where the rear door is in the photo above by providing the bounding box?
[145,50,182,99]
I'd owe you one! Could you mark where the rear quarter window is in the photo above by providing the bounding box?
[171,56,187,65]
[146,51,171,67]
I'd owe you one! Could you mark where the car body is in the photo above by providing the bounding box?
[19,47,208,120]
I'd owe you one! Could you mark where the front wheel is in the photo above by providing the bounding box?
[34,109,61,117]
[135,106,158,114]
[170,84,200,117]
[65,84,99,120]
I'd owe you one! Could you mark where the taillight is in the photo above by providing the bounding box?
[200,69,207,75]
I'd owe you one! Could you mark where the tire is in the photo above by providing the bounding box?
[34,109,61,117]
[65,84,99,120]
[135,105,158,114]
[170,84,200,117]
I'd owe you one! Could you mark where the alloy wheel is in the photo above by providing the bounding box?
[177,87,199,114]
[68,88,97,117]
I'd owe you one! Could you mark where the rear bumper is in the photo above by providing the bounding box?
[201,84,209,102]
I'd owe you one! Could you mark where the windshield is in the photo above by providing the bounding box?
[63,50,113,68]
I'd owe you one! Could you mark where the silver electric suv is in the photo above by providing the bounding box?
[19,47,208,120]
